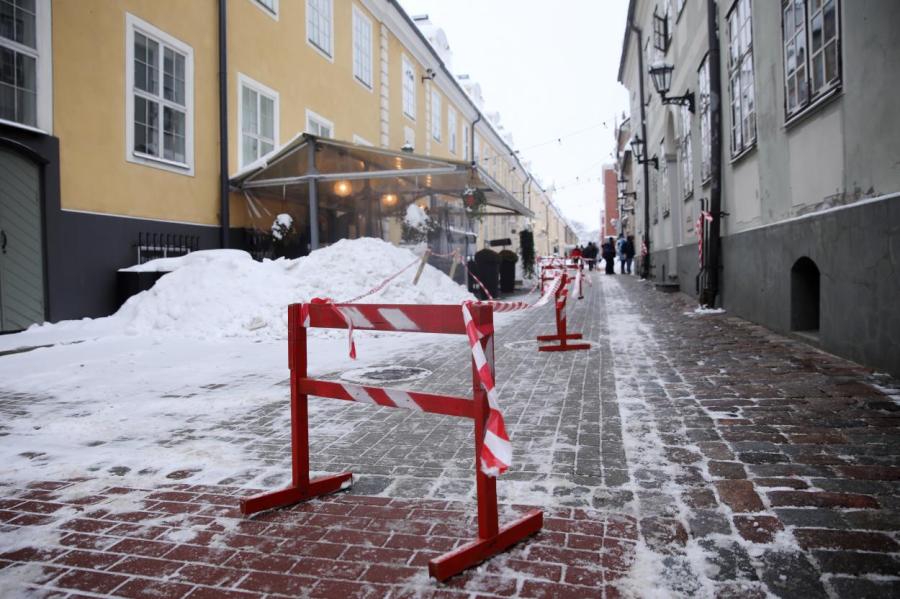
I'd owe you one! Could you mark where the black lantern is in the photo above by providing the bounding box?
[630,135,658,170]
[648,63,695,113]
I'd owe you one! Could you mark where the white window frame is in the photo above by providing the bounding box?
[306,108,334,138]
[447,108,457,155]
[237,73,279,169]
[727,0,756,157]
[252,0,278,20]
[462,124,469,161]
[402,54,416,120]
[306,0,334,61]
[430,89,442,142]
[0,0,52,133]
[679,106,693,199]
[351,4,373,90]
[125,13,194,175]
[782,0,841,120]
[698,55,711,183]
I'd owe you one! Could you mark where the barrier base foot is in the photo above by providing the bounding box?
[428,509,543,582]
[536,333,582,341]
[240,472,353,516]
[538,342,591,352]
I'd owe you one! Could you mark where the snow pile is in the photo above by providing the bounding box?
[404,204,430,230]
[113,237,473,340]
[271,213,294,240]
[687,306,727,315]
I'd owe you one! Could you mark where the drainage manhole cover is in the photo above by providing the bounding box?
[340,366,432,384]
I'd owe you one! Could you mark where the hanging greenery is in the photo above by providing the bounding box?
[519,229,535,278]
[461,186,488,220]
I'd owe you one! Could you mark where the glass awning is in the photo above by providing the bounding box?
[229,134,534,218]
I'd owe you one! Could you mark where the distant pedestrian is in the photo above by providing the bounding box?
[623,235,636,274]
[585,241,598,270]
[616,235,627,273]
[601,236,616,274]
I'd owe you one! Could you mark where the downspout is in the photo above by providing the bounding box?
[218,0,229,248]
[701,0,723,307]
[628,21,652,279]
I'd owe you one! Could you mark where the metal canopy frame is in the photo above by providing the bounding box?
[230,134,533,251]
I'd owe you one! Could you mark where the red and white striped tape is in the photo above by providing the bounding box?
[462,302,511,476]
[695,210,714,268]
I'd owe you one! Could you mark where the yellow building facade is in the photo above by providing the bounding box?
[0,0,575,326]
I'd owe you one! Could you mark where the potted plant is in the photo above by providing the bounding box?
[499,249,518,293]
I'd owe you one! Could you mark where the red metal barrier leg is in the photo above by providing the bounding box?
[430,324,542,581]
[241,306,352,516]
[537,275,590,352]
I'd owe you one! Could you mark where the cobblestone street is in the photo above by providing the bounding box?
[2,271,899,597]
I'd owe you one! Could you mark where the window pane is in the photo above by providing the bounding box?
[824,40,837,83]
[14,49,33,89]
[16,4,35,49]
[812,52,824,92]
[810,12,823,52]
[797,65,808,105]
[134,95,159,156]
[0,82,13,121]
[787,74,796,111]
[0,44,14,85]
[784,5,793,38]
[242,86,257,133]
[260,140,274,156]
[242,133,258,165]
[260,95,274,139]
[163,107,185,162]
[162,47,185,105]
[135,33,158,95]
[0,1,13,42]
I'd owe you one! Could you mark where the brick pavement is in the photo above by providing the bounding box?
[2,271,900,597]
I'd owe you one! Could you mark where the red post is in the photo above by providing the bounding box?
[536,273,591,352]
[473,318,499,540]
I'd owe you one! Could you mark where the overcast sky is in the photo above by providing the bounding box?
[397,0,630,231]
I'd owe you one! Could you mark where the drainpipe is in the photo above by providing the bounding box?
[628,21,652,280]
[218,0,229,248]
[700,0,723,307]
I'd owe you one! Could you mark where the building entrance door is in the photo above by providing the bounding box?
[0,146,45,332]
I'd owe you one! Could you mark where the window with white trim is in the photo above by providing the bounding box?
[306,0,332,58]
[447,107,457,154]
[306,109,333,137]
[352,5,372,89]
[239,76,278,168]
[782,0,840,118]
[402,55,415,119]
[430,89,441,141]
[255,0,277,16]
[126,14,193,170]
[659,140,670,217]
[698,55,711,182]
[462,124,469,160]
[0,0,37,126]
[403,125,414,149]
[679,106,693,199]
[727,0,756,156]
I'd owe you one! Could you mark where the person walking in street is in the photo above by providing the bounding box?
[602,236,616,274]
[623,235,636,274]
[585,241,598,271]
[616,235,627,274]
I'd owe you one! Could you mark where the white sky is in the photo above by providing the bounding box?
[397,0,630,231]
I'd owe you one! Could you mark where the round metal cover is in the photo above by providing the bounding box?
[340,366,432,384]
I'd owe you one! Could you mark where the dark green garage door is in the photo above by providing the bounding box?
[0,146,44,332]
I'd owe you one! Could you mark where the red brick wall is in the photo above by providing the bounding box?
[603,167,618,238]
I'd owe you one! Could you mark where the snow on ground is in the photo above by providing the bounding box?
[0,238,490,488]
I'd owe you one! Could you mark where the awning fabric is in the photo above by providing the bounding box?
[229,134,534,218]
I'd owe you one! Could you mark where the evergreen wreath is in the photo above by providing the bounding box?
[461,186,488,220]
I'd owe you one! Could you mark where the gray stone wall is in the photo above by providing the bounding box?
[721,195,900,378]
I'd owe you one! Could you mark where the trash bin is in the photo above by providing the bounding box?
[499,249,518,294]
[473,248,500,299]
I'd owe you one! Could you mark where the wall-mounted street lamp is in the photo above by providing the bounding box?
[630,135,658,170]
[648,63,695,113]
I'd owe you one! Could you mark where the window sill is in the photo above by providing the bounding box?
[354,76,374,93]
[784,86,842,131]
[128,151,194,176]
[0,117,48,136]
[306,39,334,63]
[729,142,756,166]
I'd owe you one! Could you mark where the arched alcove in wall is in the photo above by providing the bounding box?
[791,257,820,332]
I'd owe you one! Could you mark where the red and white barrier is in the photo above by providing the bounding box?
[240,301,542,582]
[536,272,591,352]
